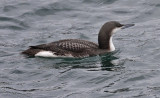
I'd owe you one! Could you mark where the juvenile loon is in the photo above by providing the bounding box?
[22,21,134,58]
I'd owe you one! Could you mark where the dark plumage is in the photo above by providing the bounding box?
[22,21,134,58]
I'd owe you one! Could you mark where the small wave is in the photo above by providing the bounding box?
[35,3,72,16]
[3,5,17,12]
[0,25,25,30]
[0,16,29,30]
[112,10,131,14]
[20,2,73,17]
[1,87,38,92]
[83,0,117,4]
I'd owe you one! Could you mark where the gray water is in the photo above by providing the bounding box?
[0,0,160,98]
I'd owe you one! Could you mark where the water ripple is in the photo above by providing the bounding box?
[0,16,29,30]
[82,0,117,4]
[1,0,160,98]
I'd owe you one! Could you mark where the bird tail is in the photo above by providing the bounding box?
[21,48,41,56]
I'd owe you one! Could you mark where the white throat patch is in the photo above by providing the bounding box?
[108,27,121,52]
[109,37,115,52]
[112,27,121,34]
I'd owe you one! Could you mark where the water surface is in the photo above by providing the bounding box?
[0,0,160,98]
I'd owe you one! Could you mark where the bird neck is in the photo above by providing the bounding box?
[98,32,115,52]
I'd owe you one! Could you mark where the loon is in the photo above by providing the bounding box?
[22,21,134,58]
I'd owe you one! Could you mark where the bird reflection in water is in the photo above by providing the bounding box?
[99,51,122,71]
[49,50,124,71]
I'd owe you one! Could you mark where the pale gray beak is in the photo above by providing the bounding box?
[121,24,135,29]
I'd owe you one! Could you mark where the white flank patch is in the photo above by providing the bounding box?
[35,51,57,57]
[35,51,73,58]
[109,37,115,52]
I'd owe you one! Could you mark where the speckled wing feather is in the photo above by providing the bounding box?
[29,39,99,57]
